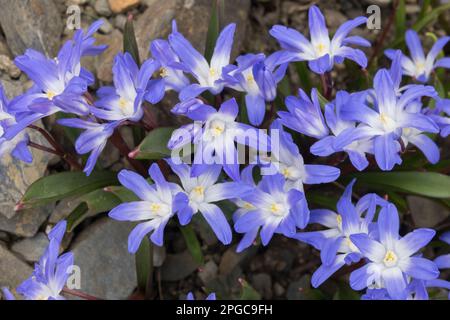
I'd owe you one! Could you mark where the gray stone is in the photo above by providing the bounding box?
[0,0,63,57]
[94,29,123,83]
[0,125,51,219]
[11,232,49,262]
[70,218,137,299]
[1,77,26,100]
[135,0,178,62]
[0,244,33,289]
[0,55,21,79]
[273,282,285,297]
[219,245,257,275]
[323,9,347,32]
[251,273,272,299]
[161,250,200,281]
[0,35,12,57]
[407,196,450,228]
[0,205,53,237]
[198,260,218,285]
[0,231,9,242]
[362,0,392,6]
[114,14,127,31]
[94,0,112,16]
[135,0,250,62]
[153,245,166,267]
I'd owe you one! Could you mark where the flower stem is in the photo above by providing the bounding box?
[62,287,102,300]
[110,129,148,177]
[28,125,83,171]
[320,72,333,100]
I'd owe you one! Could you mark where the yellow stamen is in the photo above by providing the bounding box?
[193,186,204,196]
[316,43,326,55]
[150,203,161,213]
[46,91,56,100]
[119,97,128,110]
[159,67,168,78]
[246,74,255,83]
[336,214,342,227]
[281,168,290,178]
[209,68,216,77]
[383,250,398,266]
[270,203,282,214]
[243,202,254,210]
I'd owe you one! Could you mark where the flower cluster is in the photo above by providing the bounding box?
[3,221,74,300]
[1,4,449,301]
[296,180,450,300]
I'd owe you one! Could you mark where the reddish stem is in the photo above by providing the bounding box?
[62,287,102,300]
[110,130,148,177]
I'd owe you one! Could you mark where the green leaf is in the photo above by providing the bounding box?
[390,3,450,48]
[105,186,140,202]
[132,127,175,160]
[418,0,431,21]
[66,202,89,232]
[294,61,312,94]
[239,279,261,300]
[123,17,140,66]
[19,171,118,209]
[412,3,450,33]
[347,172,450,199]
[306,191,338,210]
[333,283,361,300]
[205,0,224,62]
[316,90,330,109]
[180,225,204,264]
[135,236,153,296]
[395,0,406,43]
[55,112,81,144]
[66,189,121,232]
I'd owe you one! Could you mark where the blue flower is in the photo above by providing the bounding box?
[91,53,162,123]
[427,98,450,138]
[385,30,450,83]
[335,68,438,170]
[295,180,386,288]
[310,91,373,171]
[0,84,32,163]
[263,120,340,192]
[57,118,119,176]
[224,53,288,126]
[234,171,309,252]
[278,88,329,139]
[166,160,252,245]
[349,203,439,300]
[149,21,190,93]
[1,287,15,300]
[186,292,216,300]
[169,22,236,100]
[4,20,105,140]
[270,5,369,74]
[108,164,185,252]
[17,221,74,300]
[169,98,270,181]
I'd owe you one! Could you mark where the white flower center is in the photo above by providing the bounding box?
[269,202,287,217]
[189,186,205,203]
[280,165,302,180]
[379,113,398,132]
[209,119,226,137]
[383,250,398,267]
[118,97,134,116]
[149,202,170,217]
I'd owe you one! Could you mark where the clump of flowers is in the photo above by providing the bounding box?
[1,3,449,301]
